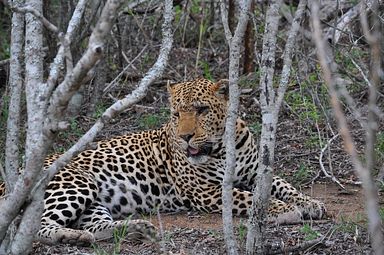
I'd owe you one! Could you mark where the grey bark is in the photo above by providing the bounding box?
[245,1,281,254]
[11,0,45,252]
[220,1,252,254]
[87,59,107,116]
[0,1,89,245]
[8,3,59,34]
[0,1,174,253]
[42,0,174,184]
[0,0,127,254]
[311,1,384,254]
[4,0,24,192]
[246,0,307,254]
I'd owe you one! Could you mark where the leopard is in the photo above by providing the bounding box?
[0,78,325,245]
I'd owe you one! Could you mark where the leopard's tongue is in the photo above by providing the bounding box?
[187,146,200,156]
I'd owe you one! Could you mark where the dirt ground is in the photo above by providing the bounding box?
[31,182,381,255]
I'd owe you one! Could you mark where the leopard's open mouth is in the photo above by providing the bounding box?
[186,144,212,157]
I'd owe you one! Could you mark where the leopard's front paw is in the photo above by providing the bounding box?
[298,198,326,220]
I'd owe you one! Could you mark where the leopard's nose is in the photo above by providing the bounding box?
[180,133,194,142]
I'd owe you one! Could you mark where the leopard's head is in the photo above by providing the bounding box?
[167,78,228,164]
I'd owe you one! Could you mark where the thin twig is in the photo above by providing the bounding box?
[349,56,372,87]
[103,45,148,93]
[318,134,345,189]
[157,209,166,253]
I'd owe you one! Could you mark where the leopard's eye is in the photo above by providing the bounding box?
[173,112,180,118]
[197,106,209,115]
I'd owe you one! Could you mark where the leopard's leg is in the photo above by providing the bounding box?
[37,222,95,245]
[37,193,96,245]
[271,176,326,219]
[232,188,302,223]
[36,172,99,245]
[190,187,302,223]
[75,202,157,241]
[267,198,303,223]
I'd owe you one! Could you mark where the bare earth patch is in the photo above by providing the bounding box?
[31,182,381,254]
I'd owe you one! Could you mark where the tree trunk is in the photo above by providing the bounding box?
[245,2,281,253]
[9,0,45,252]
[243,1,255,74]
[220,1,252,254]
[246,0,306,253]
[4,0,24,192]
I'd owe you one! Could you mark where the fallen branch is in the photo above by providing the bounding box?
[308,134,345,190]
[267,236,326,255]
[274,219,333,227]
[326,3,361,44]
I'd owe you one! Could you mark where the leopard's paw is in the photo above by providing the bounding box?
[298,198,326,220]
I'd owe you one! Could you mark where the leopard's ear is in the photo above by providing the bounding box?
[213,79,229,100]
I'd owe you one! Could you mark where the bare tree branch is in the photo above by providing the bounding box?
[45,0,89,98]
[311,1,384,254]
[246,1,307,254]
[45,0,123,128]
[0,0,46,252]
[8,3,59,34]
[0,0,171,252]
[10,187,44,254]
[42,0,174,184]
[219,1,252,254]
[317,134,345,189]
[245,1,282,254]
[267,236,325,255]
[220,0,233,42]
[103,44,149,93]
[0,0,123,253]
[274,0,307,117]
[4,0,24,192]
